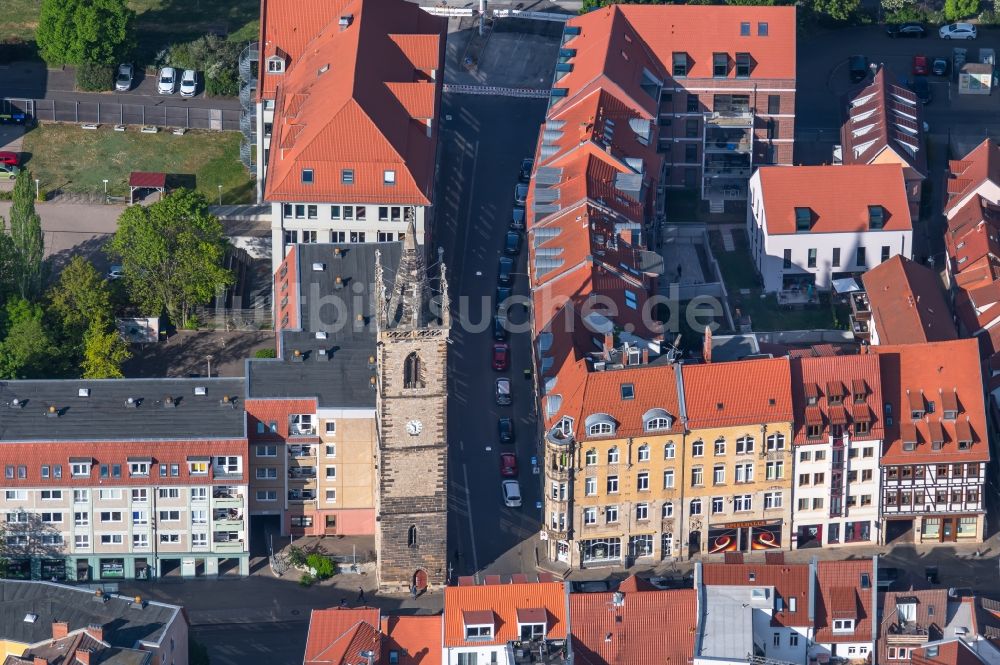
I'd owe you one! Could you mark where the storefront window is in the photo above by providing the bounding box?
[100,558,125,579]
[957,517,978,538]
[922,518,941,538]
[40,559,66,581]
[581,538,622,563]
[630,535,654,558]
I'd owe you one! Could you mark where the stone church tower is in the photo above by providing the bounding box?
[373,224,450,591]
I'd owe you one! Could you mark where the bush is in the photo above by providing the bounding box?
[158,34,241,98]
[299,573,314,587]
[288,545,308,567]
[982,9,1000,23]
[254,348,277,358]
[0,191,12,201]
[36,189,48,203]
[307,554,336,580]
[76,62,114,92]
[944,0,980,20]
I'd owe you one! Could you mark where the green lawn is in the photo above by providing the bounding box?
[0,0,40,43]
[733,292,851,333]
[22,123,254,203]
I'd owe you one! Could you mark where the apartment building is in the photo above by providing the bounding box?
[748,164,913,293]
[679,358,794,557]
[256,0,446,271]
[0,378,248,581]
[790,354,884,549]
[811,559,877,661]
[872,339,989,544]
[859,255,957,345]
[303,607,440,665]
[0,581,188,665]
[548,4,796,213]
[839,65,927,217]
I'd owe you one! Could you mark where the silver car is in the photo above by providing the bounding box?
[180,69,197,97]
[115,63,133,92]
[157,67,176,95]
[939,23,977,40]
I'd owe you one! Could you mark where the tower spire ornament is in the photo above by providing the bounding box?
[385,217,428,329]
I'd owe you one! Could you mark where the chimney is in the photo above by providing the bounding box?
[75,649,91,665]
[52,621,69,639]
[33,657,49,665]
[603,332,614,351]
[642,348,649,364]
[85,623,104,642]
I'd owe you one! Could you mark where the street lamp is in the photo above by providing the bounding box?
[217,184,223,206]
[34,178,39,200]
[103,179,109,197]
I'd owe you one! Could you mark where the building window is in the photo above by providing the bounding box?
[758,22,769,36]
[685,143,697,163]
[407,525,418,548]
[384,170,396,185]
[712,497,724,514]
[734,494,752,512]
[686,94,699,113]
[713,53,728,78]
[766,461,783,480]
[256,445,276,457]
[663,469,675,489]
[833,619,855,633]
[764,491,782,509]
[605,505,619,523]
[663,503,674,518]
[585,449,597,465]
[768,95,780,114]
[740,21,750,36]
[713,438,726,456]
[637,444,650,462]
[767,433,786,451]
[736,436,754,454]
[664,442,676,459]
[636,503,649,520]
[735,462,753,483]
[672,52,688,77]
[585,477,596,496]
[881,245,890,263]
[783,249,792,269]
[691,466,704,486]
[607,447,620,464]
[832,247,841,267]
[691,440,704,457]
[795,207,812,232]
[637,472,649,491]
[583,507,597,525]
[685,118,699,138]
[690,498,702,516]
[807,248,817,268]
[713,464,725,485]
[256,490,277,502]
[735,53,751,78]
[607,476,619,493]
[856,246,866,267]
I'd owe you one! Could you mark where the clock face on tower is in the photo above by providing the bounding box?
[406,419,423,436]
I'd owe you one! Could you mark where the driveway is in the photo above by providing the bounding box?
[0,201,122,270]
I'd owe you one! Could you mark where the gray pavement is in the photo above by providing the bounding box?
[0,201,122,271]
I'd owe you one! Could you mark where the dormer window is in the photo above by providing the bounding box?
[267,56,285,74]
[868,205,885,230]
[463,610,495,641]
[909,391,925,419]
[735,52,751,78]
[519,622,546,640]
[795,208,813,232]
[586,413,616,437]
[942,390,958,420]
[517,608,547,641]
[832,619,855,633]
[643,408,673,432]
[672,52,688,77]
[713,53,728,78]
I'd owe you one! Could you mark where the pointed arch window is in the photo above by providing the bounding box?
[404,352,424,389]
[407,525,418,548]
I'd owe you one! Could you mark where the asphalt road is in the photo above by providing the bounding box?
[435,92,548,579]
[193,620,308,665]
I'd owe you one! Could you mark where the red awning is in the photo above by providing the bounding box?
[129,171,167,188]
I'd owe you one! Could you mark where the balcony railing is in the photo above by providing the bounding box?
[704,165,752,178]
[213,540,245,553]
[706,111,754,128]
[886,623,929,644]
[288,469,316,480]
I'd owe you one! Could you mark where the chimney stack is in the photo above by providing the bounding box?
[85,623,104,642]
[33,657,49,665]
[51,621,69,639]
[603,332,614,352]
[75,649,91,665]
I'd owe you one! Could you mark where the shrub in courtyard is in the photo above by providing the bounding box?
[307,554,335,581]
[76,62,114,92]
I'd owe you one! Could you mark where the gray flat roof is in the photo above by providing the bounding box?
[247,242,401,407]
[698,586,759,660]
[0,378,246,442]
[0,580,178,647]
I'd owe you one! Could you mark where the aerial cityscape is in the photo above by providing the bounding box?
[2,0,1000,663]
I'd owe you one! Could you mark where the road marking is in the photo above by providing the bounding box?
[462,463,480,576]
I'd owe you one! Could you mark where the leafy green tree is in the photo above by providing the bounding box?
[944,0,980,20]
[36,0,134,66]
[0,217,16,303]
[48,256,114,334]
[8,170,44,300]
[37,0,82,65]
[107,189,233,327]
[81,321,131,379]
[812,0,861,20]
[0,298,53,379]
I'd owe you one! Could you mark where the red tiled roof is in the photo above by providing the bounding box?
[862,255,957,345]
[877,590,949,665]
[443,581,567,647]
[617,575,656,592]
[702,563,811,628]
[945,139,1000,216]
[304,607,381,665]
[756,164,912,235]
[681,357,793,429]
[380,615,442,665]
[814,560,874,643]
[263,0,445,206]
[128,171,166,188]
[871,338,988,465]
[570,589,697,665]
[945,196,1000,274]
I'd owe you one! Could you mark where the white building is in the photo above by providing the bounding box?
[790,355,883,550]
[810,559,877,663]
[253,0,445,271]
[747,164,913,293]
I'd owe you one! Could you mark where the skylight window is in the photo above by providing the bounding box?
[795,207,812,232]
[384,170,396,185]
[620,384,635,400]
[341,169,354,185]
[301,169,314,184]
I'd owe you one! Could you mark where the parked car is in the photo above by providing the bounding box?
[107,265,124,280]
[909,76,932,104]
[932,57,949,76]
[886,22,927,38]
[499,452,518,477]
[925,566,940,584]
[955,46,968,72]
[849,55,870,83]
[949,587,973,598]
[501,479,522,507]
[493,315,508,341]
[0,151,19,167]
[514,183,528,206]
[519,158,534,181]
[510,207,525,230]
[0,163,20,179]
[492,342,510,371]
[648,574,694,590]
[504,230,521,256]
[115,63,133,91]
[157,67,177,94]
[498,256,514,285]
[912,55,929,75]
[498,416,515,444]
[940,23,977,40]
[495,285,512,316]
[495,377,511,405]
[179,69,197,97]
[571,581,617,593]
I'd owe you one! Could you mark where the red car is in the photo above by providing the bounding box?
[500,452,518,477]
[0,152,19,167]
[912,55,929,76]
[492,342,510,371]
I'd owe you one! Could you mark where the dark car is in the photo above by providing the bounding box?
[511,207,525,230]
[519,158,534,182]
[504,231,521,256]
[909,75,932,104]
[886,22,927,38]
[571,580,619,593]
[500,452,518,477]
[493,315,508,341]
[913,54,929,75]
[498,416,515,444]
[514,183,528,206]
[495,285,512,311]
[498,256,514,285]
[932,57,949,76]
[492,342,510,371]
[849,55,870,83]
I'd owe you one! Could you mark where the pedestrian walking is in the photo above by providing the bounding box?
[358,586,366,603]
[339,598,347,608]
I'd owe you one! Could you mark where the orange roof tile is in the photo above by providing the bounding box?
[380,616,442,665]
[870,339,989,465]
[570,589,697,665]
[443,581,568,648]
[702,563,811,628]
[862,255,957,345]
[681,357,793,429]
[757,164,912,235]
[304,607,381,665]
[814,560,874,643]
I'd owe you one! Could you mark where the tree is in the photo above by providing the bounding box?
[81,321,131,379]
[36,0,134,66]
[107,189,233,327]
[0,298,53,379]
[8,170,44,300]
[944,0,980,20]
[49,256,114,334]
[0,217,16,303]
[812,0,861,20]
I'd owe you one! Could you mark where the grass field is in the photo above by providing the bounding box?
[21,123,254,203]
[1,0,40,43]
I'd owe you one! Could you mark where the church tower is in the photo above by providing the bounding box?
[374,223,450,591]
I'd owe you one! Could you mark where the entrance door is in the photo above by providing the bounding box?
[942,518,956,542]
[324,515,337,535]
[414,569,428,591]
[688,530,701,557]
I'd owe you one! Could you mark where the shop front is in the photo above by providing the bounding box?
[708,520,783,554]
[920,515,980,542]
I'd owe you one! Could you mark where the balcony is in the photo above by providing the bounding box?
[213,509,243,530]
[704,133,752,154]
[289,416,317,437]
[288,490,315,502]
[288,445,316,459]
[213,539,245,553]
[851,316,871,341]
[704,164,752,179]
[288,468,316,480]
[851,292,872,320]
[886,623,929,644]
[706,111,754,128]
[548,465,570,481]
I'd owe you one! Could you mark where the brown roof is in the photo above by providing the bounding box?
[756,164,912,235]
[871,339,989,464]
[681,357,793,429]
[791,354,883,445]
[444,581,568,647]
[862,255,957,345]
[814,560,874,643]
[570,589,697,665]
[840,66,926,177]
[263,0,445,206]
[702,563,811,627]
[945,139,1000,216]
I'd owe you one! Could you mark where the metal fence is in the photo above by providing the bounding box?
[19,98,240,131]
